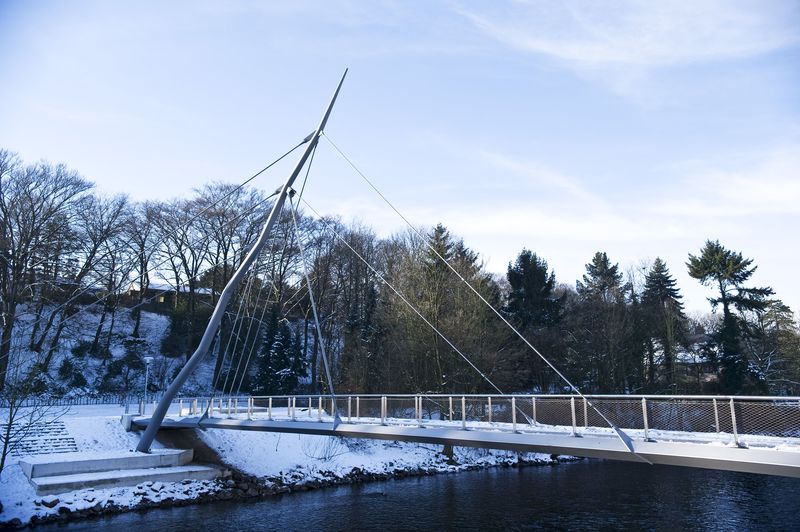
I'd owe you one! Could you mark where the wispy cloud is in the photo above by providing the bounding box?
[476,149,606,209]
[457,0,800,67]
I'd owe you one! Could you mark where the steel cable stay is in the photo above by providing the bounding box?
[136,69,346,452]
[208,223,307,417]
[210,264,321,407]
[225,229,293,401]
[213,258,261,395]
[321,133,648,462]
[298,196,507,398]
[0,137,311,363]
[204,159,331,416]
[217,224,281,396]
[288,194,341,426]
[228,141,323,403]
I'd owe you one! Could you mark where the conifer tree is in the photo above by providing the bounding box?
[576,252,624,302]
[687,240,774,392]
[642,258,686,390]
[505,249,562,329]
[253,312,307,395]
[570,252,631,391]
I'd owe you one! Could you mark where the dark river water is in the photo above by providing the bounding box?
[37,460,800,531]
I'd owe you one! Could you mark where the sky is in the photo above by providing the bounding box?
[1,0,798,315]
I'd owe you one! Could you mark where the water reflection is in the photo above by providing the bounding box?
[38,460,800,531]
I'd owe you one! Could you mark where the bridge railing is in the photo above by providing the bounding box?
[164,394,800,440]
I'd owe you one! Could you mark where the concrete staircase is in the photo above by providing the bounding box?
[10,420,78,456]
[19,449,228,495]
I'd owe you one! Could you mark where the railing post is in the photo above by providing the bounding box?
[356,396,360,420]
[730,398,741,447]
[179,399,184,417]
[381,396,387,425]
[512,397,517,432]
[488,396,492,423]
[292,397,297,421]
[318,397,323,421]
[449,397,453,422]
[418,396,423,427]
[570,397,577,437]
[532,397,536,425]
[268,397,273,420]
[192,398,197,416]
[348,396,352,423]
[713,398,720,434]
[583,398,588,428]
[461,396,466,430]
[227,397,232,416]
[642,398,650,441]
[247,397,252,420]
[139,399,144,416]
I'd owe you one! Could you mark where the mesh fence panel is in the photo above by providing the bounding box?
[734,399,800,437]
[212,395,800,438]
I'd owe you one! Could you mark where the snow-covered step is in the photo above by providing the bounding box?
[31,464,226,495]
[20,449,193,479]
[10,420,78,456]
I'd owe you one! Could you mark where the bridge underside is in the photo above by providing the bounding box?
[132,416,800,478]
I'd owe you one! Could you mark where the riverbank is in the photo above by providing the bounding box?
[0,408,568,528]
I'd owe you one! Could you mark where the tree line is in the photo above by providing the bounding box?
[1,149,798,399]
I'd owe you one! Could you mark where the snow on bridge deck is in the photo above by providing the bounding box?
[131,394,800,478]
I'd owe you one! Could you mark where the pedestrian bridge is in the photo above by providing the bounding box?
[132,393,800,478]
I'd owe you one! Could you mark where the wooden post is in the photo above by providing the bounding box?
[488,396,492,423]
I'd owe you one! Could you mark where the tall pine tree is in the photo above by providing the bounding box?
[642,258,686,391]
[252,311,308,395]
[505,249,562,329]
[687,240,774,393]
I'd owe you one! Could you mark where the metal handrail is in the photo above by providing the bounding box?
[157,393,800,442]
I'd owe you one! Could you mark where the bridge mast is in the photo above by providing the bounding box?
[137,70,348,453]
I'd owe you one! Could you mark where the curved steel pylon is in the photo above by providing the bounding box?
[136,69,348,452]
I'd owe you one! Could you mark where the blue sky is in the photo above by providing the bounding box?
[1,0,798,314]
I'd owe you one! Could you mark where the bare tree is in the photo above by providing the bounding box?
[40,194,129,371]
[0,152,92,388]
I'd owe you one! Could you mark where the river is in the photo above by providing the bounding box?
[36,460,800,531]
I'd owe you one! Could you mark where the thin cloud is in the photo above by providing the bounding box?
[656,144,800,217]
[477,149,606,209]
[457,0,800,67]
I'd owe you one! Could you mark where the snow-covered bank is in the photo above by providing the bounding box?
[0,408,567,528]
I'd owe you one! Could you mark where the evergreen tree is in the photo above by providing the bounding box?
[687,240,774,393]
[642,258,686,391]
[576,252,624,302]
[505,249,562,329]
[252,312,307,395]
[570,252,631,392]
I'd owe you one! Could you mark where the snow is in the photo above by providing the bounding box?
[0,405,554,527]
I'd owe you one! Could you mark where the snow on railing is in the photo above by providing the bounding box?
[161,393,800,441]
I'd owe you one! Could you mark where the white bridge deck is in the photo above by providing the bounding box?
[132,394,800,478]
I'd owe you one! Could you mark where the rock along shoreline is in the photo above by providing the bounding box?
[4,451,575,529]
